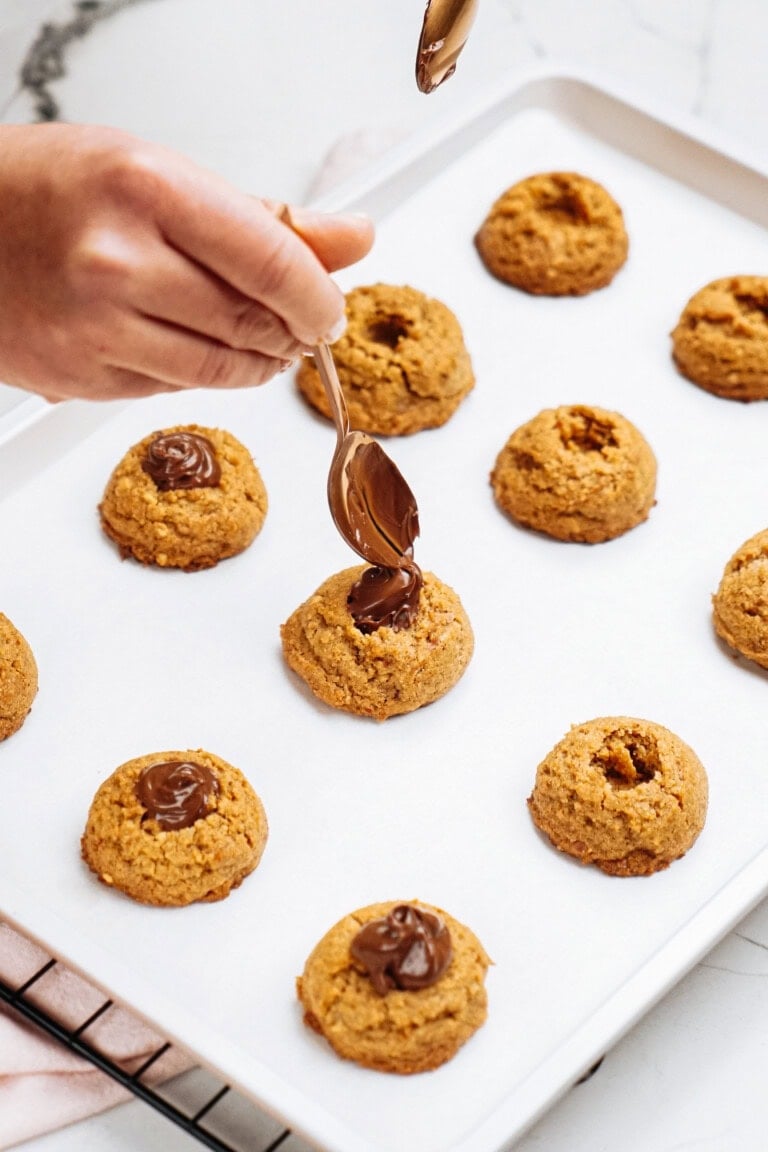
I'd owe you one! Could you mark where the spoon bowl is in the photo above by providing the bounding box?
[312,342,419,569]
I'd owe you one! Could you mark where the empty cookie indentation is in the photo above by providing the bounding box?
[595,731,659,789]
[544,190,590,224]
[366,315,410,349]
[557,407,618,453]
[734,292,768,322]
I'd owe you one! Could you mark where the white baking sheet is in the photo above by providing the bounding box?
[2,69,768,1152]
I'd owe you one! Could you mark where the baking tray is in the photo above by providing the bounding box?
[2,67,768,1152]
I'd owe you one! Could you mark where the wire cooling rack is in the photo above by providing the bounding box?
[0,931,299,1152]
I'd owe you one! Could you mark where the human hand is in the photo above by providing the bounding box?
[0,123,374,402]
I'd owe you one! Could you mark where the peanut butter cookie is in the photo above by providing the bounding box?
[296,900,490,1074]
[0,613,38,741]
[99,425,268,570]
[280,565,474,720]
[490,404,657,543]
[474,171,629,295]
[528,717,708,877]
[712,528,768,668]
[295,283,475,435]
[81,749,268,906]
[671,276,768,400]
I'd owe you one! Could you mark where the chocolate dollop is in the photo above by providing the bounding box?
[348,562,423,633]
[350,904,453,995]
[141,431,221,491]
[136,760,219,830]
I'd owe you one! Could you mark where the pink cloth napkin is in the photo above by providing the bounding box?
[0,923,191,1149]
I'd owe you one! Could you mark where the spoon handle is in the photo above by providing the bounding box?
[272,201,352,443]
[313,342,350,444]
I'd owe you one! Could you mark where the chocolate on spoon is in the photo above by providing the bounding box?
[416,0,479,93]
[277,205,423,631]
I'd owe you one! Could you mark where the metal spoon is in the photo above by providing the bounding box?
[311,342,419,569]
[276,203,420,568]
[416,0,479,93]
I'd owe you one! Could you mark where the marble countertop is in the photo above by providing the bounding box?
[1,2,767,1151]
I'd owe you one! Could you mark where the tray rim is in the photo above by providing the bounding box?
[2,62,768,1152]
[308,60,768,221]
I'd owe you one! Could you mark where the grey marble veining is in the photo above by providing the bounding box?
[14,0,149,121]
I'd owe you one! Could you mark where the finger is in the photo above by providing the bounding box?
[108,312,290,391]
[97,371,187,401]
[148,160,347,345]
[128,245,309,360]
[33,372,186,403]
[73,224,309,361]
[274,205,374,273]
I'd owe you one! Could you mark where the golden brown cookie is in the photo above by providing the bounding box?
[474,171,629,295]
[280,566,474,720]
[296,900,490,1074]
[81,749,268,906]
[528,717,708,877]
[712,528,768,667]
[295,283,475,435]
[0,613,38,742]
[671,276,768,400]
[99,425,268,571]
[490,404,657,543]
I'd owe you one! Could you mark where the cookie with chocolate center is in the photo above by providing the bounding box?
[99,424,267,570]
[296,900,490,1073]
[280,565,474,720]
[81,749,268,906]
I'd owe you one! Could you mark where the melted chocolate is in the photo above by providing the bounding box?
[329,438,423,632]
[136,760,219,830]
[334,439,420,569]
[350,904,453,996]
[347,562,422,633]
[142,431,221,491]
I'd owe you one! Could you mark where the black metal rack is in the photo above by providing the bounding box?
[0,941,295,1152]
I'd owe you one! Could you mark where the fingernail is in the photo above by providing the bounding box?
[324,314,347,343]
[290,206,372,230]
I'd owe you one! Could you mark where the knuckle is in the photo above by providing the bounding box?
[229,300,270,349]
[252,232,294,302]
[68,229,137,301]
[195,343,277,389]
[96,142,166,213]
[228,299,299,357]
[195,341,245,389]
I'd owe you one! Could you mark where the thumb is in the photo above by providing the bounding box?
[265,201,374,273]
